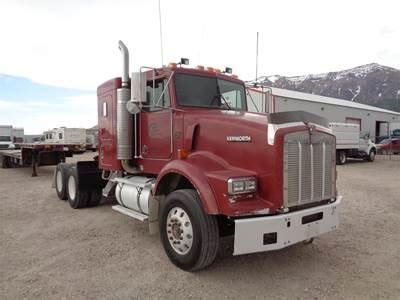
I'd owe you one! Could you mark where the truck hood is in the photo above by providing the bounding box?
[181,108,332,213]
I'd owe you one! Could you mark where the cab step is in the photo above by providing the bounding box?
[112,205,148,222]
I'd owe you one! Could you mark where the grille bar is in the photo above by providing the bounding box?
[284,131,335,208]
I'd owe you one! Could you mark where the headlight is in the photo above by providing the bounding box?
[228,177,257,195]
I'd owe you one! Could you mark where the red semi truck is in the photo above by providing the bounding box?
[53,41,341,271]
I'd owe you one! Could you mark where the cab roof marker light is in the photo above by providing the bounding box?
[224,67,232,74]
[168,62,177,69]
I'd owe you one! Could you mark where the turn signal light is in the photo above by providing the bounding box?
[168,62,177,69]
[177,148,190,159]
[207,67,215,73]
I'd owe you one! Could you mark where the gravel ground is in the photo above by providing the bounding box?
[1,153,400,299]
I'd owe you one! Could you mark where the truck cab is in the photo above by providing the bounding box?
[54,41,341,271]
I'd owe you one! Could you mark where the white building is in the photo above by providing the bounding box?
[247,86,400,140]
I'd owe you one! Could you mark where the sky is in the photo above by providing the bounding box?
[0,0,399,134]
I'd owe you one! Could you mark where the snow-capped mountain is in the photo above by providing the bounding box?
[252,63,400,112]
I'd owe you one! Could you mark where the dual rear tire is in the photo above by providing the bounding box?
[55,163,102,208]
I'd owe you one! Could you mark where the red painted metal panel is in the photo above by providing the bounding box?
[97,78,123,171]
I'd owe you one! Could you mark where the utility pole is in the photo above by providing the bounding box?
[158,0,164,66]
[255,32,259,83]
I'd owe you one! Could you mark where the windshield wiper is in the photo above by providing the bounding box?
[219,93,231,110]
[215,85,231,110]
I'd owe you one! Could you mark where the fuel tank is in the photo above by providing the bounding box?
[115,176,155,215]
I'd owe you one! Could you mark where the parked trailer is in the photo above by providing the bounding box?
[329,122,376,165]
[85,132,98,151]
[12,127,24,143]
[0,125,14,150]
[0,143,82,176]
[43,128,86,153]
[52,41,342,271]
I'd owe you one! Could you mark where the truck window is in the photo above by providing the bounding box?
[175,73,246,110]
[144,79,170,112]
[218,79,246,110]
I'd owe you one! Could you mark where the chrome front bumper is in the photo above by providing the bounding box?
[233,196,342,255]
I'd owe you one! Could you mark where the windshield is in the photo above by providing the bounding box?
[0,136,11,142]
[175,74,246,110]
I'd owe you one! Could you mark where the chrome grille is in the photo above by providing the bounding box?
[283,131,335,207]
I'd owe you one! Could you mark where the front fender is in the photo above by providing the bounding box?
[154,159,220,214]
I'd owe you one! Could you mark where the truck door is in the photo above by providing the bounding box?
[140,79,172,159]
[97,78,121,170]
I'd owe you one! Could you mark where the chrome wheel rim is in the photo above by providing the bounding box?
[166,207,193,255]
[56,170,63,192]
[68,176,76,200]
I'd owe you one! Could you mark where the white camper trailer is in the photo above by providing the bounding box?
[43,127,86,152]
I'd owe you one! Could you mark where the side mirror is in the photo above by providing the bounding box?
[126,100,140,114]
[131,72,146,103]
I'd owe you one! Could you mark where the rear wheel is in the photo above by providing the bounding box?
[159,189,219,271]
[336,151,347,165]
[67,167,89,209]
[55,163,69,200]
[88,189,102,207]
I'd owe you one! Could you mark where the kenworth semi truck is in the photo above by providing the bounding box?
[53,41,341,271]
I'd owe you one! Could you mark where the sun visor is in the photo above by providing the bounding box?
[267,111,329,128]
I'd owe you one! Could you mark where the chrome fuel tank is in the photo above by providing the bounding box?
[115,176,155,215]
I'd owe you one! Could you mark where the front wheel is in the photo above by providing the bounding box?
[366,149,376,162]
[336,151,347,165]
[159,189,219,271]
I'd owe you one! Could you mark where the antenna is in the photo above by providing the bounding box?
[255,32,259,83]
[158,0,164,66]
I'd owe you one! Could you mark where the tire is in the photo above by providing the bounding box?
[55,163,69,200]
[66,166,89,209]
[366,149,376,162]
[336,151,347,165]
[88,189,102,207]
[1,155,10,168]
[159,189,219,271]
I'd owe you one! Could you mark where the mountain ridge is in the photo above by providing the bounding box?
[252,63,400,112]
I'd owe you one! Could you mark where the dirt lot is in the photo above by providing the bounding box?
[1,154,400,299]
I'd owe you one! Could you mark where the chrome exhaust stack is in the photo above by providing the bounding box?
[117,41,138,173]
[118,41,130,87]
